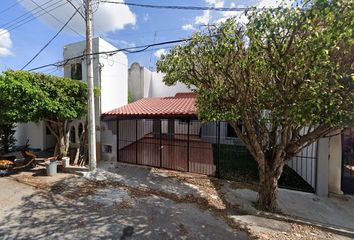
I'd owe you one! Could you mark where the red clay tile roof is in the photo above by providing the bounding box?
[102,92,197,119]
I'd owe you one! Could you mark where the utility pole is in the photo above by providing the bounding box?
[85,0,97,171]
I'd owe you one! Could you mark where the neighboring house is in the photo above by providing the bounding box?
[14,38,353,198]
[62,37,128,160]
[128,62,190,101]
[101,90,354,197]
[15,37,128,159]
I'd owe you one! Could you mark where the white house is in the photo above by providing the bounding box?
[15,37,128,160]
[13,38,353,198]
[62,37,128,160]
[100,62,192,161]
[128,62,190,101]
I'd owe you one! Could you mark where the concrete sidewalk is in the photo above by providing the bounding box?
[221,183,354,232]
[97,161,354,239]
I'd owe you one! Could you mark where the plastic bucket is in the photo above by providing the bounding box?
[46,160,57,176]
[62,157,70,168]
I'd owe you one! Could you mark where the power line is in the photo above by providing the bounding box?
[0,0,24,15]
[101,1,248,11]
[0,0,69,36]
[29,0,85,38]
[28,37,192,71]
[64,0,85,20]
[0,0,60,30]
[21,10,78,70]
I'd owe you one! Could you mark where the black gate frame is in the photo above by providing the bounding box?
[113,117,318,192]
[115,117,219,176]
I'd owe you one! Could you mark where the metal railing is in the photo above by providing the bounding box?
[113,119,317,192]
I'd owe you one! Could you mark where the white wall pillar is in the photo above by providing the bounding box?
[316,137,329,196]
[328,130,343,195]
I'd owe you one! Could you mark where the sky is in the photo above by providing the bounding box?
[0,0,286,75]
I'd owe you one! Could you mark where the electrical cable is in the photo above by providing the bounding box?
[0,0,69,37]
[64,0,85,20]
[0,0,61,30]
[0,0,25,15]
[29,0,85,38]
[101,1,249,12]
[27,37,193,71]
[21,9,78,70]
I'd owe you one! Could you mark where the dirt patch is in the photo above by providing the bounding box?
[155,170,228,209]
[7,168,78,190]
[76,179,249,235]
[116,200,134,209]
[59,180,101,200]
[230,181,259,192]
[250,223,337,240]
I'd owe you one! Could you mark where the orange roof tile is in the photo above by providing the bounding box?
[102,92,197,119]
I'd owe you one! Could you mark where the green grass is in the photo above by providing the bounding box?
[212,144,314,193]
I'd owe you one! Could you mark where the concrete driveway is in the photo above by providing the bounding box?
[1,163,353,240]
[0,168,248,240]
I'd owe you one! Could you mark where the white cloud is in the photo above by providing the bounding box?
[257,0,293,8]
[0,29,13,56]
[19,0,136,35]
[195,10,211,25]
[118,40,136,48]
[216,3,248,25]
[143,13,149,22]
[154,49,167,59]
[105,38,135,48]
[206,0,224,8]
[182,24,196,31]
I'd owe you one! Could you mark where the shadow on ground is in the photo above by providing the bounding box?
[0,173,249,240]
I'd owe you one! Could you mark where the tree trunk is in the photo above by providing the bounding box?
[258,159,284,212]
[54,131,66,157]
[46,120,70,158]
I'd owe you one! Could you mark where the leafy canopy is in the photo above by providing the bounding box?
[157,0,354,130]
[158,0,353,211]
[0,70,88,125]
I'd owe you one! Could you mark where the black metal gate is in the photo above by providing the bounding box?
[114,119,317,192]
[117,119,216,175]
[342,127,354,195]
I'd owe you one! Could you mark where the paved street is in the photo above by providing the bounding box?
[0,168,248,240]
[0,164,353,240]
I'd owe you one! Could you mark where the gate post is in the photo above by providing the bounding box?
[135,119,138,164]
[187,120,190,172]
[116,118,119,162]
[316,137,329,196]
[159,119,162,168]
[216,121,221,178]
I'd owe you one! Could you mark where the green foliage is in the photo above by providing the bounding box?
[157,0,354,128]
[128,90,133,103]
[158,0,354,210]
[213,144,314,193]
[0,70,88,124]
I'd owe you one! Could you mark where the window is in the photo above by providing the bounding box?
[104,145,112,153]
[70,126,76,143]
[45,126,51,135]
[78,123,83,137]
[227,123,237,138]
[71,63,82,80]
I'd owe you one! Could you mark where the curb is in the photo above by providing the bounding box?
[255,211,354,238]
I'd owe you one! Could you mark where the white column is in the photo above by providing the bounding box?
[328,130,343,195]
[316,137,329,196]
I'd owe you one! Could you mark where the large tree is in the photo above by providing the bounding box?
[157,0,354,211]
[0,70,88,157]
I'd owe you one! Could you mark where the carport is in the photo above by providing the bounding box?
[101,93,217,176]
